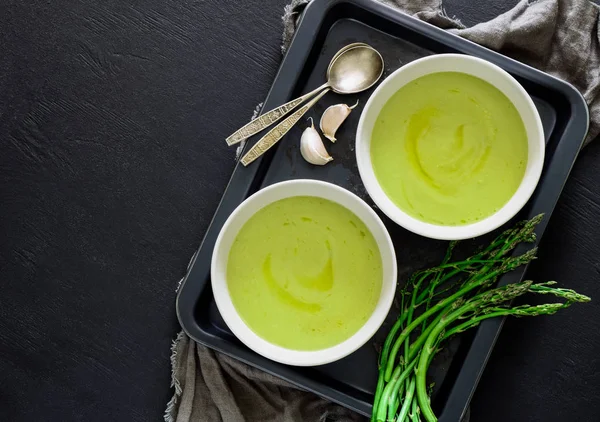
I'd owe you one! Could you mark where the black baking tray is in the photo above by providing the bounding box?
[176,0,589,419]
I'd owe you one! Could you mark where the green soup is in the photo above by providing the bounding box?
[371,72,528,226]
[227,196,382,351]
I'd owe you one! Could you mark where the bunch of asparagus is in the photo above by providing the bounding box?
[372,215,591,422]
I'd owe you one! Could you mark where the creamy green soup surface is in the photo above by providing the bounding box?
[370,72,528,226]
[227,196,382,351]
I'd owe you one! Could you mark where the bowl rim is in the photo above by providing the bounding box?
[210,179,397,366]
[355,53,545,240]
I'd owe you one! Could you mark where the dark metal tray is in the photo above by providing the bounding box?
[176,0,588,419]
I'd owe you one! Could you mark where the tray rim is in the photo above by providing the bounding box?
[177,0,589,418]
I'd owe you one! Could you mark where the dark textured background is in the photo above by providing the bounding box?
[1,1,599,421]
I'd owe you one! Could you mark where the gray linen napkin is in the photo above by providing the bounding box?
[165,1,600,421]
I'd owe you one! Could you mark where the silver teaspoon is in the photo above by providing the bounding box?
[240,45,384,166]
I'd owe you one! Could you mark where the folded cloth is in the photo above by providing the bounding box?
[165,1,600,421]
[165,332,365,422]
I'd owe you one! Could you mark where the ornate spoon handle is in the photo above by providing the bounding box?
[240,89,330,166]
[226,83,328,146]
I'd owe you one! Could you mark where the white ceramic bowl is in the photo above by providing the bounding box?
[211,179,397,366]
[356,54,545,240]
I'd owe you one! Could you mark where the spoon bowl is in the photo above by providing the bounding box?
[328,45,385,94]
[327,42,370,74]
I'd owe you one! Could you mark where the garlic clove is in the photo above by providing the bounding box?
[300,117,333,166]
[319,100,359,143]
